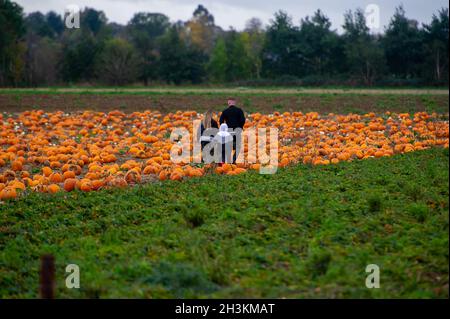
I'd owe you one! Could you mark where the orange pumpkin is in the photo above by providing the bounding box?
[0,109,448,198]
[170,172,183,181]
[63,171,76,180]
[63,178,77,192]
[79,181,93,192]
[42,166,52,177]
[11,161,23,172]
[49,173,64,183]
[0,187,17,200]
[48,184,61,194]
[158,171,168,181]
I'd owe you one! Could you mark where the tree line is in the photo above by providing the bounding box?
[0,0,448,87]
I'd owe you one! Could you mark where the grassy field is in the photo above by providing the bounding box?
[1,148,448,298]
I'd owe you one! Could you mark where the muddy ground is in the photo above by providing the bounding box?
[1,87,448,95]
[0,93,448,114]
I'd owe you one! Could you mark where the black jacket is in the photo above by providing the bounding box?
[219,105,246,129]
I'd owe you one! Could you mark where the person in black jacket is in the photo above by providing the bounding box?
[219,98,246,130]
[219,98,246,163]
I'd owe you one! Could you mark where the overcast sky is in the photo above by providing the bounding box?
[15,0,449,32]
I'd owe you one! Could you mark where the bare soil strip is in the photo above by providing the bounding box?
[0,87,448,95]
[0,93,448,114]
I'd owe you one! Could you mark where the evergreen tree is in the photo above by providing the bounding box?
[298,10,344,76]
[24,12,53,38]
[261,11,302,78]
[343,9,386,85]
[422,8,449,83]
[46,11,64,38]
[59,8,109,83]
[0,0,25,86]
[383,6,425,78]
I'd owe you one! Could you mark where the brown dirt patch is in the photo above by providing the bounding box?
[0,93,448,114]
[1,87,448,95]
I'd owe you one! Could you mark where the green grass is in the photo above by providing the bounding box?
[0,148,448,298]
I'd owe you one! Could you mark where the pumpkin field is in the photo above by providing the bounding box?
[0,89,449,298]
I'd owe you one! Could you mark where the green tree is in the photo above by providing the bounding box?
[45,11,64,38]
[24,12,53,38]
[244,18,265,78]
[0,0,25,86]
[262,11,302,78]
[158,26,206,84]
[422,8,449,83]
[225,31,252,81]
[208,37,227,82]
[60,30,101,82]
[95,38,139,85]
[60,8,109,83]
[298,10,344,76]
[81,7,107,36]
[23,11,64,86]
[126,12,170,84]
[127,12,169,50]
[343,9,386,85]
[383,6,424,78]
[208,31,253,83]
